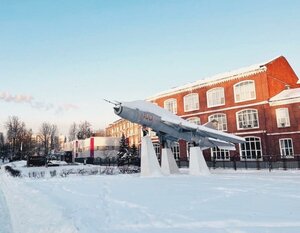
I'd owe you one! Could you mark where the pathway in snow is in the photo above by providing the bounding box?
[2,167,300,233]
[0,186,12,233]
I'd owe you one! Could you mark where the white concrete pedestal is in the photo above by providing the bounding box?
[189,147,210,175]
[140,136,163,177]
[161,148,180,175]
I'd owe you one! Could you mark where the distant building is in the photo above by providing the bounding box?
[106,119,142,146]
[63,136,120,163]
[107,56,300,162]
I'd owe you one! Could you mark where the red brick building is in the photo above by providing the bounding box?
[107,56,300,163]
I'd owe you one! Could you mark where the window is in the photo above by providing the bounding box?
[211,147,230,161]
[208,113,227,131]
[236,109,259,129]
[234,80,256,102]
[186,117,201,125]
[276,108,290,128]
[240,137,262,160]
[171,142,180,160]
[164,98,177,114]
[279,138,294,158]
[153,143,161,159]
[183,93,199,112]
[207,87,225,108]
[186,142,193,161]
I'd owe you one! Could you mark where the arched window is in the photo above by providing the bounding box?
[164,98,177,114]
[207,87,225,108]
[236,109,259,130]
[239,136,262,160]
[186,117,201,125]
[183,93,199,112]
[208,113,227,131]
[234,80,256,102]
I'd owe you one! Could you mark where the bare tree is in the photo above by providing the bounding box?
[50,124,58,151]
[77,121,92,140]
[68,122,77,141]
[39,122,58,156]
[0,132,4,148]
[39,122,51,156]
[5,116,26,159]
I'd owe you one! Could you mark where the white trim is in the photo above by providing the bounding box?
[275,108,290,128]
[236,108,259,130]
[186,116,201,125]
[269,97,300,106]
[147,67,266,100]
[183,93,199,112]
[267,131,300,136]
[239,136,263,161]
[208,113,227,131]
[279,138,294,158]
[206,87,225,108]
[211,147,230,161]
[164,98,177,114]
[234,80,256,103]
[235,130,266,135]
[179,101,268,118]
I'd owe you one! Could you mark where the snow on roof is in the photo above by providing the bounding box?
[269,88,300,102]
[148,56,282,100]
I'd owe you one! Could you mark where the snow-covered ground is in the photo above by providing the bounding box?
[1,162,300,233]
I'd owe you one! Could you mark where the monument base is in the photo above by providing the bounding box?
[189,147,210,175]
[161,148,180,175]
[140,136,163,177]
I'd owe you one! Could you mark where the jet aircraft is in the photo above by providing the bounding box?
[107,100,245,150]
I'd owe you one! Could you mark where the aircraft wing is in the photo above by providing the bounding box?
[161,116,245,145]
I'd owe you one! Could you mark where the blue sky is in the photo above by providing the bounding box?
[0,0,299,135]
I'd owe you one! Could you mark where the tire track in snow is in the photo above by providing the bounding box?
[0,185,13,233]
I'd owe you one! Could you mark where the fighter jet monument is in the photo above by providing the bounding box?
[107,100,245,176]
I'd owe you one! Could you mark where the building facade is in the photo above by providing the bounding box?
[107,56,300,162]
[106,119,142,146]
[63,136,120,162]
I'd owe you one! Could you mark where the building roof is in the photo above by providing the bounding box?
[148,56,283,100]
[269,87,300,106]
[269,88,300,102]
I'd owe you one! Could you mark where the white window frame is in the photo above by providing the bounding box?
[234,80,256,103]
[207,87,225,108]
[239,136,263,160]
[236,109,259,130]
[186,142,193,161]
[164,98,177,114]
[279,138,294,158]
[186,117,201,125]
[153,143,161,159]
[183,93,199,112]
[208,113,227,131]
[211,147,230,161]
[171,142,180,161]
[276,108,290,128]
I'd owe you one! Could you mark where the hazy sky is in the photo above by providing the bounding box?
[1,0,299,136]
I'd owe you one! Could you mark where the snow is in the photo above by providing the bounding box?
[269,88,300,101]
[147,57,283,100]
[1,162,300,233]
